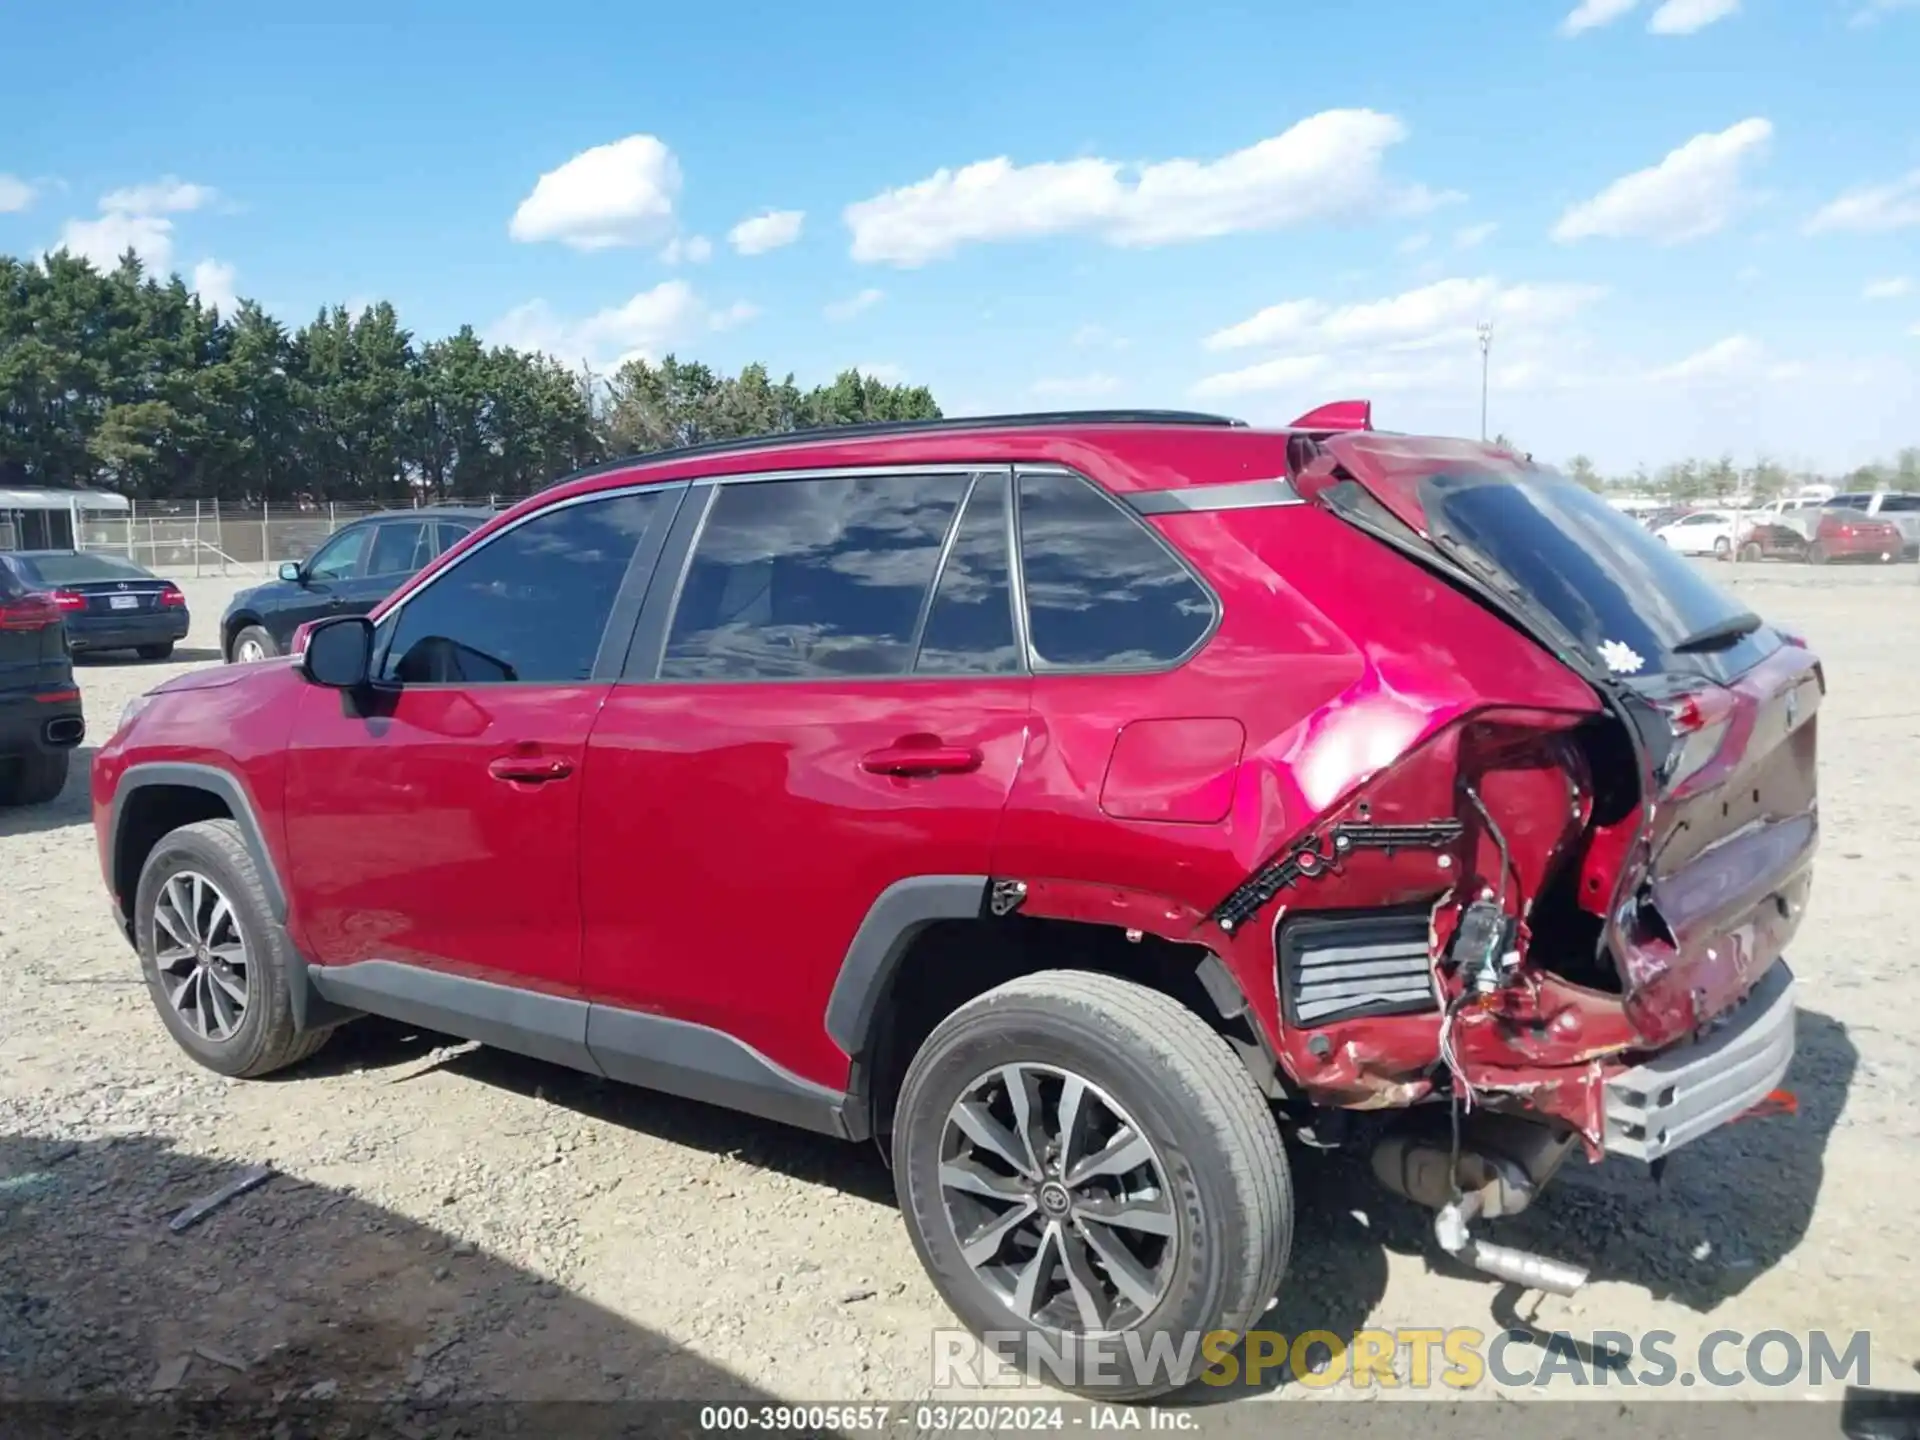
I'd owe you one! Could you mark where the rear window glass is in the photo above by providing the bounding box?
[1422,468,1781,685]
[12,552,154,585]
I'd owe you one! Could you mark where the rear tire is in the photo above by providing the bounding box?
[137,643,174,661]
[1739,542,1763,562]
[230,625,276,664]
[892,970,1291,1400]
[135,819,333,1078]
[1808,543,1829,566]
[0,749,70,808]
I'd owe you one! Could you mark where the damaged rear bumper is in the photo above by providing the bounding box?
[1602,959,1796,1162]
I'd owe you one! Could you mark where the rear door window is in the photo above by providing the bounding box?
[660,472,968,680]
[367,520,430,577]
[914,473,1020,676]
[1016,470,1216,670]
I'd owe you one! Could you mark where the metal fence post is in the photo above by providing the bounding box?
[127,499,137,560]
[193,500,203,578]
[262,500,270,576]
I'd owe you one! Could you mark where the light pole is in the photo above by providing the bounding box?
[1476,321,1493,441]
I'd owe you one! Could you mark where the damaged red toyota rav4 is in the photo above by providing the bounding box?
[92,405,1817,1397]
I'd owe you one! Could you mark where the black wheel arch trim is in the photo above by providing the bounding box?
[110,761,363,1032]
[823,874,991,1058]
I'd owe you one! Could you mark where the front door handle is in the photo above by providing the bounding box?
[488,755,575,784]
[860,744,982,777]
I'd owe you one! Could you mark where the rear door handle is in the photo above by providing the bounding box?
[488,756,575,784]
[860,744,982,777]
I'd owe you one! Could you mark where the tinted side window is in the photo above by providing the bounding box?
[367,520,428,576]
[434,519,480,555]
[1017,471,1215,669]
[661,473,966,680]
[381,492,663,685]
[915,474,1019,675]
[307,527,369,581]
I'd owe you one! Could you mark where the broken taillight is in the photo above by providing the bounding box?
[1654,688,1736,792]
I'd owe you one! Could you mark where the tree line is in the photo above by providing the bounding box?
[1559,449,1920,500]
[0,250,942,503]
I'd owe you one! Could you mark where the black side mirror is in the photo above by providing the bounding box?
[302,615,374,689]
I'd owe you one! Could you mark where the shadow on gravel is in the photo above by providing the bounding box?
[1176,1006,1857,1402]
[0,1132,778,1426]
[0,745,96,839]
[73,647,225,666]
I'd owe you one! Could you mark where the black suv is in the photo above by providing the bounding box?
[220,506,490,662]
[0,562,85,806]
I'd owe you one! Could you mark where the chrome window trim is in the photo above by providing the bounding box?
[1125,478,1304,515]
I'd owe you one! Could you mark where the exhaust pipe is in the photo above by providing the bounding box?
[1434,1190,1589,1296]
[43,716,84,747]
[1374,1110,1590,1297]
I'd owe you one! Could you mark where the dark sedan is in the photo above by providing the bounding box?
[220,505,490,661]
[0,550,190,660]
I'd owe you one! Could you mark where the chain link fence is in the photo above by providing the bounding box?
[75,497,505,577]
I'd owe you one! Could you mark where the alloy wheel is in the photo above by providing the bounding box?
[237,638,265,663]
[939,1062,1177,1336]
[152,870,251,1042]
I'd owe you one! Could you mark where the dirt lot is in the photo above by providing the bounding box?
[3,562,1918,1413]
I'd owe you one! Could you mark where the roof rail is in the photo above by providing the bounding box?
[541,409,1248,490]
[1286,399,1373,433]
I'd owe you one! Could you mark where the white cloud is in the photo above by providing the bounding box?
[101,177,216,214]
[1454,222,1498,249]
[708,299,759,331]
[1850,0,1919,26]
[843,109,1448,266]
[1562,0,1639,34]
[191,259,240,314]
[0,174,37,212]
[824,288,884,321]
[1204,276,1605,353]
[1806,169,1920,234]
[1195,276,1605,402]
[55,211,176,271]
[1031,373,1124,400]
[1652,334,1804,382]
[1864,276,1914,300]
[487,280,710,368]
[660,234,713,264]
[508,134,680,250]
[1397,232,1431,255]
[1553,118,1771,244]
[1647,0,1740,33]
[728,209,804,255]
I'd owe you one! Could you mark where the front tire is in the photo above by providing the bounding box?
[0,749,69,807]
[893,971,1291,1400]
[1808,543,1829,566]
[230,625,276,664]
[1739,541,1763,562]
[135,819,331,1077]
[1713,536,1731,560]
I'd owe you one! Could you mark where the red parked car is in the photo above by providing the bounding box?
[1806,503,1903,564]
[91,406,1818,1397]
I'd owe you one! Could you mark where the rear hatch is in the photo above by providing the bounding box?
[1315,432,1820,1049]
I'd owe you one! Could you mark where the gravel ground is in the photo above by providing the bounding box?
[2,563,1917,1414]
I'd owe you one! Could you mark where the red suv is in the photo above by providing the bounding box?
[92,407,1819,1397]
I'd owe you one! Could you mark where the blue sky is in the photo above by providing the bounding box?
[4,0,1917,473]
